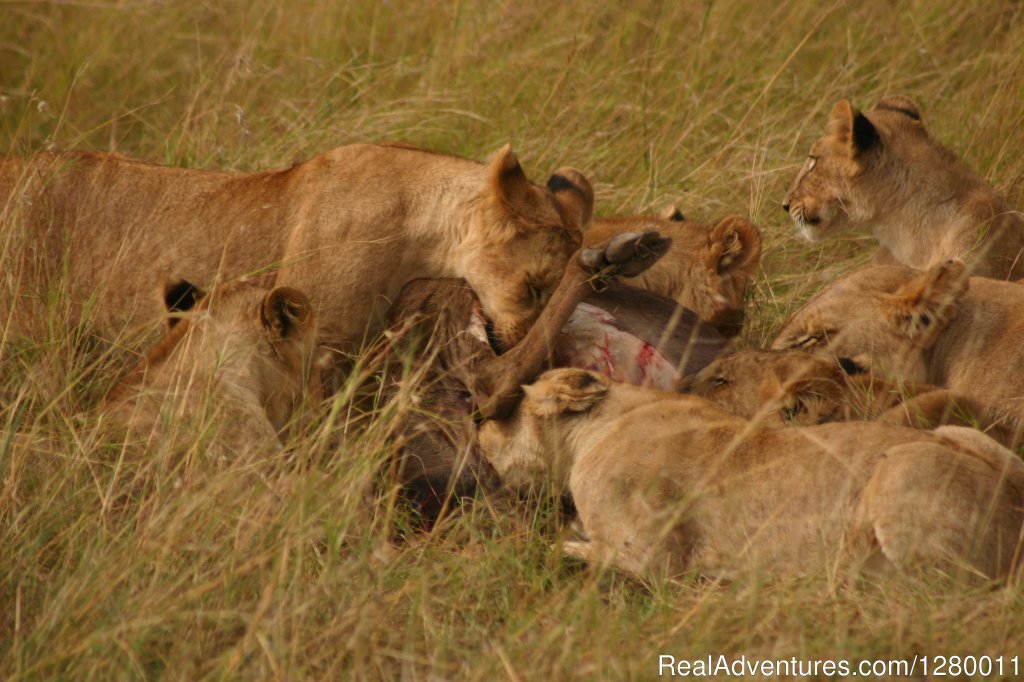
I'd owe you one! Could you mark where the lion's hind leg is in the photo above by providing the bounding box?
[849,441,1024,581]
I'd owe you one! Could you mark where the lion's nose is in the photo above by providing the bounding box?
[782,201,791,214]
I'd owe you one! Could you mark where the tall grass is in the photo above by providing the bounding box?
[3,1,1024,678]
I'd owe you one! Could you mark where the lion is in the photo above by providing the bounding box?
[679,348,1021,447]
[480,368,1024,581]
[0,143,592,364]
[782,95,1024,279]
[771,261,1024,433]
[585,208,762,335]
[101,278,318,459]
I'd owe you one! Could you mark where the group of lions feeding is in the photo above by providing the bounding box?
[4,94,1024,583]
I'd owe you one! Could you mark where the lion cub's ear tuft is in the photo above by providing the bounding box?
[162,279,205,329]
[546,167,594,234]
[661,205,686,222]
[829,99,879,156]
[881,260,968,341]
[707,216,762,277]
[523,369,610,417]
[262,286,314,342]
[872,95,923,124]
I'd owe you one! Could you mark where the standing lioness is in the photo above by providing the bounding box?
[1,143,591,361]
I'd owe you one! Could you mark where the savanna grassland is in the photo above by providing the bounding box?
[3,1,1024,679]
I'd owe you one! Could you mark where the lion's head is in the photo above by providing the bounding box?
[782,95,951,242]
[106,278,319,450]
[479,368,610,493]
[459,146,593,350]
[771,261,969,384]
[588,210,761,335]
[678,349,865,426]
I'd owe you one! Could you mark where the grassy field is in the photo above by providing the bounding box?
[3,1,1024,679]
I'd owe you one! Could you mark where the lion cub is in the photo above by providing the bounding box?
[481,368,1024,581]
[783,96,1024,279]
[585,210,761,336]
[102,279,318,459]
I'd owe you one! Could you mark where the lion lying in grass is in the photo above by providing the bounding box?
[772,261,1024,436]
[481,368,1024,581]
[1,144,591,365]
[783,95,1024,279]
[680,349,1020,447]
[102,278,318,459]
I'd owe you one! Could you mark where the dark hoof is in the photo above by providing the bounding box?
[610,230,671,276]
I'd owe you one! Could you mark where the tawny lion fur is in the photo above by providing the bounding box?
[783,95,1024,279]
[480,368,1024,580]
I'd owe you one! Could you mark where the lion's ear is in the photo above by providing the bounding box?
[707,216,762,278]
[487,144,537,216]
[880,260,968,341]
[523,369,610,417]
[546,167,594,234]
[162,279,205,329]
[262,286,314,342]
[830,99,878,156]
[661,205,686,222]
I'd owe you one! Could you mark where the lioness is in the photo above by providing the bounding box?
[1,143,591,360]
[102,278,318,459]
[783,96,1024,279]
[480,368,1024,580]
[771,261,1024,425]
[585,209,762,335]
[680,349,1020,447]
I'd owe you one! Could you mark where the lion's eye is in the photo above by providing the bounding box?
[794,327,835,348]
[784,400,806,421]
[796,331,827,348]
[526,280,543,304]
[710,376,730,388]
